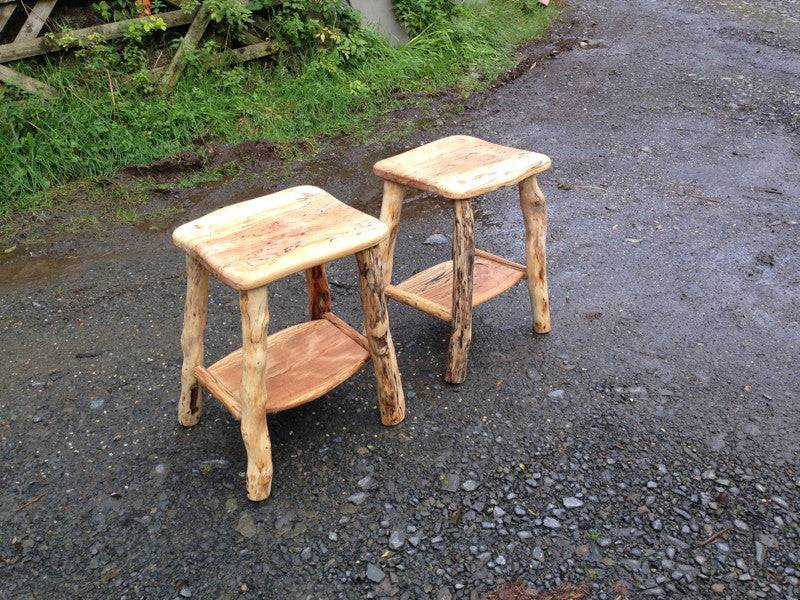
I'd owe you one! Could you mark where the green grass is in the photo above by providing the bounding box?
[0,0,554,216]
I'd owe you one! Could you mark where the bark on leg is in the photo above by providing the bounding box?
[304,264,332,320]
[446,200,475,384]
[519,176,551,333]
[178,255,208,426]
[239,286,273,501]
[378,180,405,289]
[356,246,406,426]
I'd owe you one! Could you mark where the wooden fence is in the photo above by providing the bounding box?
[0,0,277,97]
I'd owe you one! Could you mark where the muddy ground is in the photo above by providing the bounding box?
[1,0,799,598]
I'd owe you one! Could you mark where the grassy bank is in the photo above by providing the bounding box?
[0,0,554,217]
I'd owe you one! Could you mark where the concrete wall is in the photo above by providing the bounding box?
[345,0,409,44]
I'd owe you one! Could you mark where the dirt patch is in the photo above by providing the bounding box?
[484,582,590,600]
[122,152,207,181]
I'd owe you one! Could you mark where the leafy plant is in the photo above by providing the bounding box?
[392,0,460,37]
[0,0,555,219]
[123,15,168,43]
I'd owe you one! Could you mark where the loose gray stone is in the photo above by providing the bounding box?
[179,587,192,598]
[236,513,257,539]
[366,563,385,583]
[543,517,560,529]
[532,547,544,561]
[389,530,405,550]
[441,473,460,492]
[423,233,448,245]
[643,587,665,596]
[357,475,376,490]
[436,588,452,600]
[666,535,690,551]
[563,497,583,509]
[461,480,480,492]
[772,496,789,510]
[755,541,766,565]
[347,492,367,505]
[652,519,663,531]
[622,559,642,573]
[517,531,533,540]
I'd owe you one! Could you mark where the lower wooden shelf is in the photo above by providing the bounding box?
[194,314,370,420]
[385,249,527,321]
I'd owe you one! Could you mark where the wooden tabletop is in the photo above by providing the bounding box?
[374,135,551,199]
[173,186,388,289]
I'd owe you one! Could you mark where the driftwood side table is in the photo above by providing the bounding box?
[374,135,553,384]
[172,186,405,501]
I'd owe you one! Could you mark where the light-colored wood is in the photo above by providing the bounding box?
[239,286,272,501]
[385,253,526,321]
[378,180,404,288]
[150,41,278,74]
[159,3,210,93]
[519,176,551,333]
[0,63,56,97]
[374,135,551,200]
[539,0,550,5]
[355,246,405,426]
[305,264,331,320]
[384,283,453,321]
[445,200,475,384]
[173,186,389,290]
[14,0,56,41]
[322,311,370,352]
[474,248,527,274]
[194,318,371,419]
[178,255,208,426]
[202,41,277,69]
[0,10,195,63]
[0,4,16,35]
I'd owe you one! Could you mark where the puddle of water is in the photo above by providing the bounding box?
[0,250,83,286]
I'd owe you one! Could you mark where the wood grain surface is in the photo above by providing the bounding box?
[374,136,551,199]
[173,186,388,290]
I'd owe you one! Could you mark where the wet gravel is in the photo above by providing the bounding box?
[1,0,799,598]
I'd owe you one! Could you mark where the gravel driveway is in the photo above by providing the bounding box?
[2,0,799,598]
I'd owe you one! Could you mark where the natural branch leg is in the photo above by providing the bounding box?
[356,246,405,425]
[378,180,405,289]
[178,255,208,426]
[446,199,475,384]
[239,286,273,501]
[305,264,332,320]
[519,176,551,333]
